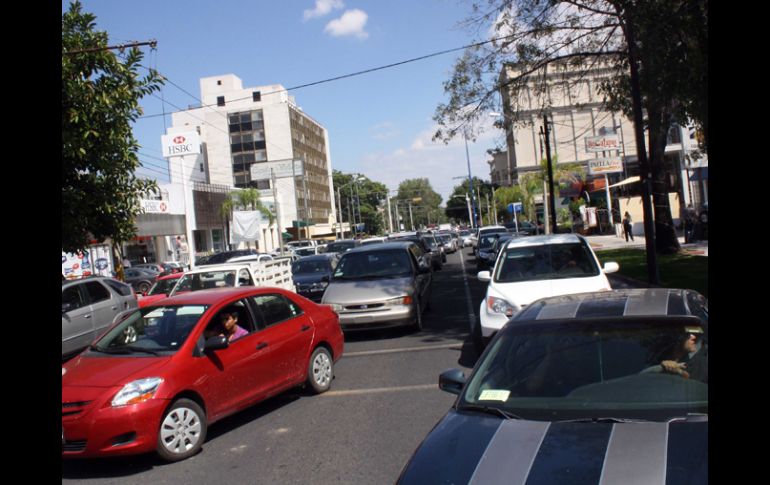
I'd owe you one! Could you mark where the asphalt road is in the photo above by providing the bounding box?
[61,247,491,484]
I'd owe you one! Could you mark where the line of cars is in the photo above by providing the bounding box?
[63,229,707,480]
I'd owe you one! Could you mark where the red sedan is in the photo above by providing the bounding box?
[137,272,184,308]
[62,286,344,462]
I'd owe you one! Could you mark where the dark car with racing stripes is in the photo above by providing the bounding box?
[398,288,708,485]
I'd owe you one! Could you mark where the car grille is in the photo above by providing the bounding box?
[345,303,385,311]
[62,440,87,452]
[62,400,93,418]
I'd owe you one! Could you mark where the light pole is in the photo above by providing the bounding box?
[463,129,479,229]
[335,175,363,239]
[489,112,513,186]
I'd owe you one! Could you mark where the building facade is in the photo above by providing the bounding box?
[496,61,708,225]
[164,74,337,255]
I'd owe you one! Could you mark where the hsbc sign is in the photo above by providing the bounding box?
[161,131,201,157]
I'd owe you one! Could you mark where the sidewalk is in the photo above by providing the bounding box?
[585,233,708,256]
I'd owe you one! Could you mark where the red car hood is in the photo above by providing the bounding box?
[137,294,168,308]
[62,355,171,389]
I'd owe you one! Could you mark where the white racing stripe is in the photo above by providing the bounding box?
[320,384,437,397]
[344,343,462,357]
[599,422,669,485]
[469,420,551,485]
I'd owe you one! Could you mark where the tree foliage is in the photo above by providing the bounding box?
[62,1,164,252]
[396,179,445,229]
[332,171,388,235]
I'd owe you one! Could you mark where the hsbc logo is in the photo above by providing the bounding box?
[162,132,201,157]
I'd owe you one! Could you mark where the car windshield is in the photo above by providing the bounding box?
[172,270,237,294]
[91,305,209,356]
[326,241,355,253]
[293,259,329,274]
[460,319,708,421]
[333,250,412,280]
[493,242,599,282]
[147,277,179,296]
[478,234,501,250]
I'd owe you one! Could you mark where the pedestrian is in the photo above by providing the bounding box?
[683,205,696,243]
[622,211,634,242]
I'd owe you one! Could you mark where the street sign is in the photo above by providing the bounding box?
[250,159,304,180]
[507,202,522,213]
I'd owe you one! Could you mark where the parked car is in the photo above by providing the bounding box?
[436,233,456,254]
[286,240,317,250]
[360,236,387,245]
[476,233,515,270]
[322,242,432,331]
[475,234,618,351]
[473,225,508,255]
[420,233,445,269]
[61,277,138,359]
[458,230,473,247]
[197,249,258,266]
[137,272,185,308]
[294,246,321,257]
[134,263,165,274]
[123,268,158,294]
[292,254,340,303]
[324,239,361,254]
[227,253,274,264]
[62,286,344,461]
[398,289,708,485]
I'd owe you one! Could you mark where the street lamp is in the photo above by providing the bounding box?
[462,129,480,229]
[335,175,364,239]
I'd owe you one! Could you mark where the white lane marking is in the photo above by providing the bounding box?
[460,248,477,332]
[344,343,462,357]
[321,384,437,397]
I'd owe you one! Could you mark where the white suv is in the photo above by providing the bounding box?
[474,234,618,350]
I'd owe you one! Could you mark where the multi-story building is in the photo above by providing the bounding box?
[496,60,707,228]
[164,74,337,254]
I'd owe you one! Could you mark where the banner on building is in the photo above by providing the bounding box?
[62,244,113,279]
[230,211,266,244]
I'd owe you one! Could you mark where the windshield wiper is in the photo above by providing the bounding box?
[125,345,161,356]
[556,417,650,423]
[457,404,522,420]
[88,345,130,354]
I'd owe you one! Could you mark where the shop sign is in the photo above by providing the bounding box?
[587,158,624,175]
[141,199,170,214]
[161,131,201,158]
[585,134,620,152]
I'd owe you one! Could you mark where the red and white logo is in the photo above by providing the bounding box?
[173,136,186,144]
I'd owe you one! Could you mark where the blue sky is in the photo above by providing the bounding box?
[69,0,504,202]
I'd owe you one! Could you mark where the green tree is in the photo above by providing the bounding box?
[332,171,387,235]
[62,1,163,254]
[396,179,443,229]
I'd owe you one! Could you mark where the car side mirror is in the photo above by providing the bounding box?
[439,369,466,395]
[204,335,229,352]
[603,262,620,274]
[477,271,491,282]
[62,302,74,313]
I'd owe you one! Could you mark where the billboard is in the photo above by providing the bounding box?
[587,157,624,175]
[250,159,304,180]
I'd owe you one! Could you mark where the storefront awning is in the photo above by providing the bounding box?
[608,176,640,189]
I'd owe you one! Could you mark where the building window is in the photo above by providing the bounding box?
[253,91,261,102]
[217,80,222,86]
[217,96,225,107]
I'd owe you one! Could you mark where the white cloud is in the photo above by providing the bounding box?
[370,122,400,141]
[356,122,500,202]
[303,0,344,21]
[324,9,369,39]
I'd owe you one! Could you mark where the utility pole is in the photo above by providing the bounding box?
[408,200,414,231]
[477,185,483,227]
[271,168,284,256]
[386,195,393,233]
[543,114,557,235]
[395,200,400,231]
[336,187,344,239]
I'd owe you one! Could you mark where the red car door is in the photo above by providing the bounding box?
[192,301,267,419]
[248,293,315,394]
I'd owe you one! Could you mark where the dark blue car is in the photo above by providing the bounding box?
[291,254,340,303]
[398,289,708,485]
